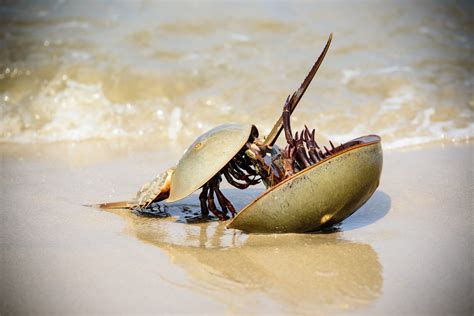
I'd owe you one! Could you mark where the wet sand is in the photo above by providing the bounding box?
[1,142,472,315]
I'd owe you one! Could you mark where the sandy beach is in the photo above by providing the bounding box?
[1,1,472,314]
[1,142,472,315]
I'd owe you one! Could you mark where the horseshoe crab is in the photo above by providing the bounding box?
[227,135,382,233]
[96,33,383,233]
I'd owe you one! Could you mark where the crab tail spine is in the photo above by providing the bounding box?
[91,201,132,209]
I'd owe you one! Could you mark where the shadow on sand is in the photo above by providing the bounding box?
[133,188,391,233]
[337,190,391,232]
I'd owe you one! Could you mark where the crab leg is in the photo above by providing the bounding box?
[324,146,332,156]
[304,127,324,162]
[303,127,320,163]
[228,161,260,185]
[310,128,322,151]
[199,184,210,217]
[227,162,250,181]
[232,158,255,177]
[214,183,237,217]
[283,145,297,176]
[283,102,311,169]
[295,131,311,168]
[212,183,229,216]
[234,155,259,176]
[207,183,227,220]
[319,149,327,159]
[223,169,251,189]
[303,137,316,165]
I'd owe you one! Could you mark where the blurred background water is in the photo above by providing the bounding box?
[0,0,472,150]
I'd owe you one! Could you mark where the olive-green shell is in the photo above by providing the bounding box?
[227,135,382,233]
[167,124,253,202]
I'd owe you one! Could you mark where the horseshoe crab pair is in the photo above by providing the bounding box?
[96,34,383,233]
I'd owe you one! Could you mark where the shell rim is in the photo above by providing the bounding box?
[166,123,254,203]
[226,134,382,228]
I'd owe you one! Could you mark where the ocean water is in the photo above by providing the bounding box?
[0,0,472,150]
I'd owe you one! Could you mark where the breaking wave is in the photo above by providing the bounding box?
[1,1,472,150]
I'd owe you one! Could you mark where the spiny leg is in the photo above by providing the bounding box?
[302,135,316,164]
[213,180,237,217]
[283,144,297,176]
[329,141,344,154]
[228,161,260,185]
[199,184,210,218]
[308,127,320,149]
[209,178,229,216]
[305,127,327,160]
[234,158,259,178]
[301,127,322,164]
[294,131,311,168]
[304,125,342,158]
[207,182,227,221]
[240,150,269,181]
[323,146,332,156]
[234,155,259,176]
[223,169,251,190]
[303,127,321,163]
[283,97,313,170]
[300,128,313,164]
[319,149,327,159]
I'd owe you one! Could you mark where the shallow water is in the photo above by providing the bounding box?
[1,1,473,149]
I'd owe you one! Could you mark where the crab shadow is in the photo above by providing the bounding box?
[331,190,391,232]
[138,189,391,232]
[136,188,264,223]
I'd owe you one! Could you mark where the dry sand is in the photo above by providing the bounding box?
[1,142,472,315]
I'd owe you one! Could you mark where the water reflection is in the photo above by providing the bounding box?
[106,189,383,314]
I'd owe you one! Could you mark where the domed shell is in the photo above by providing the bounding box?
[167,124,253,202]
[227,135,382,233]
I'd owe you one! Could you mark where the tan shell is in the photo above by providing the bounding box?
[167,124,253,202]
[133,168,175,207]
[227,135,382,233]
[94,167,175,210]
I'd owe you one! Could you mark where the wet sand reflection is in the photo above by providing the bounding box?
[106,189,383,314]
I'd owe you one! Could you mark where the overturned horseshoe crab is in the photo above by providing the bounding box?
[95,33,383,233]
